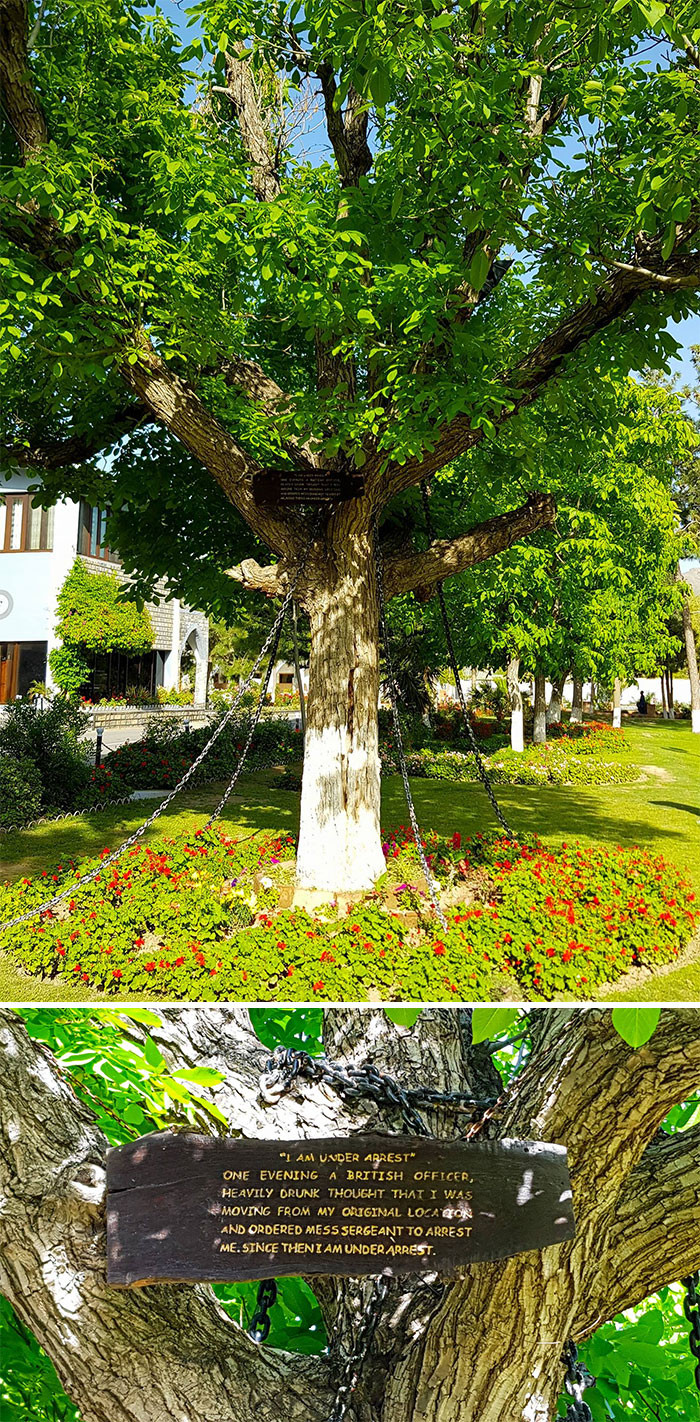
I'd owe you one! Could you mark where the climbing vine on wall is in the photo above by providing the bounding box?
[49,561,154,694]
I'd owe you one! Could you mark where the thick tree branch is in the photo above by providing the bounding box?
[317,65,372,188]
[0,1009,331,1422]
[119,331,304,561]
[382,493,557,600]
[220,53,281,202]
[0,0,48,159]
[606,1126,700,1319]
[383,232,700,500]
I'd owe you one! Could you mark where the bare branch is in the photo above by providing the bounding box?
[225,557,286,597]
[382,493,557,599]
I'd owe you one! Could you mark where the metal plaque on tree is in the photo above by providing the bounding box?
[252,468,364,505]
[106,1132,575,1285]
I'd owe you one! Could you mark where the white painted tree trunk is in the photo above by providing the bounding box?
[532,673,547,744]
[612,677,621,729]
[570,676,583,723]
[546,673,566,726]
[1,1008,700,1422]
[296,528,385,894]
[506,656,524,752]
[678,564,700,733]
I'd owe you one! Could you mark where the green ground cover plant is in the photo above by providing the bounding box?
[0,825,694,1003]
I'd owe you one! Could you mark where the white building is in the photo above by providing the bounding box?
[0,471,209,706]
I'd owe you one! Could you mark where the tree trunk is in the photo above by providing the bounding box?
[612,676,622,729]
[660,670,668,718]
[1,1007,700,1422]
[506,656,524,752]
[666,663,675,719]
[532,673,547,743]
[295,527,385,896]
[679,567,700,733]
[546,671,566,726]
[570,676,583,723]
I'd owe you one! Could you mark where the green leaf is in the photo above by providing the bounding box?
[611,1008,661,1049]
[468,248,491,291]
[173,1066,226,1086]
[431,12,454,29]
[369,66,391,108]
[143,1035,166,1071]
[385,1007,423,1028]
[471,1008,520,1044]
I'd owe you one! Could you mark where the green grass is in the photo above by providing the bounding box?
[1,719,698,1003]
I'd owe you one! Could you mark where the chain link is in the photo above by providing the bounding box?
[419,480,515,841]
[205,612,285,827]
[0,526,317,938]
[684,1271,700,1392]
[375,531,448,933]
[248,1279,278,1344]
[561,1341,593,1421]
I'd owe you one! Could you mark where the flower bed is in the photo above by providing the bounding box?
[384,743,638,787]
[103,712,302,789]
[0,827,694,1002]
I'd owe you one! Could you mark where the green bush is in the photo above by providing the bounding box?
[103,710,302,788]
[0,756,42,829]
[382,742,639,787]
[0,699,91,811]
[1,827,694,1002]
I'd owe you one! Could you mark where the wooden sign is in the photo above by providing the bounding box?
[106,1132,575,1286]
[252,468,364,505]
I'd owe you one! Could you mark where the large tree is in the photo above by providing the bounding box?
[2,1,700,890]
[0,1005,699,1422]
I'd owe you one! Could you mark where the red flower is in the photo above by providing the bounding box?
[434,941,446,956]
[144,961,156,972]
[112,969,123,979]
[312,980,324,993]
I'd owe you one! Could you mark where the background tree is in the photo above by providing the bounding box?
[405,377,693,748]
[1,1005,699,1422]
[2,0,700,890]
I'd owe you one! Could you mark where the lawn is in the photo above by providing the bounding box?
[0,718,697,1003]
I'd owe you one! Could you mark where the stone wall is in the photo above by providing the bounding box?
[83,706,213,731]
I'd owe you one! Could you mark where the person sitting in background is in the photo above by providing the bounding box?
[637,690,647,715]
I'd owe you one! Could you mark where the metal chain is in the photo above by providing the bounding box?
[684,1271,700,1392]
[256,1045,508,1422]
[419,479,515,840]
[561,1342,593,1421]
[259,1046,498,1133]
[374,531,448,933]
[248,1278,278,1344]
[205,611,285,827]
[0,526,317,937]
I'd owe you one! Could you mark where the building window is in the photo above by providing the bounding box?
[0,495,54,552]
[0,642,48,702]
[79,502,118,562]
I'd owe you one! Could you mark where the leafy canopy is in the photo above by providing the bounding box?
[2,0,700,610]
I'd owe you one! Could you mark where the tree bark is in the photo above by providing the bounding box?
[570,676,583,723]
[612,676,622,729]
[295,524,385,895]
[546,672,566,727]
[1,1007,700,1422]
[506,656,524,753]
[533,674,547,744]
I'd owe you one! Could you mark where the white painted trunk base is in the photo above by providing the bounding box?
[612,708,622,728]
[693,708,700,734]
[533,710,547,744]
[511,706,524,753]
[295,725,385,894]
